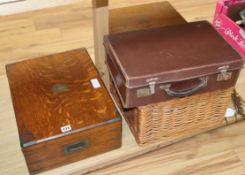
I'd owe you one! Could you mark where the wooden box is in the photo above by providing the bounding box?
[6,49,122,174]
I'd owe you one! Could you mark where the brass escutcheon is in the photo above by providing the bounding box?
[51,84,68,93]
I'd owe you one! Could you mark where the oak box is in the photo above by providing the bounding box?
[6,49,122,174]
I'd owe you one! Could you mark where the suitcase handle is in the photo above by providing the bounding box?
[160,77,208,97]
[63,139,90,154]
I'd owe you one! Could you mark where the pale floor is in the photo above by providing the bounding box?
[0,0,245,175]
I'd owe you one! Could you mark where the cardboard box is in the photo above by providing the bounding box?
[213,0,245,58]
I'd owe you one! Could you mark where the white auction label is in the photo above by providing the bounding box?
[60,125,72,133]
[90,78,101,89]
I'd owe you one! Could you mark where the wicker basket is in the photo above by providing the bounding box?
[110,80,233,146]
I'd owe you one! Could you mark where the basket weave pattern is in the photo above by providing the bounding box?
[111,82,233,146]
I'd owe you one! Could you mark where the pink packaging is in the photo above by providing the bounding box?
[213,0,245,58]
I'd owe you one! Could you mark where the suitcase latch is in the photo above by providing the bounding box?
[136,79,157,98]
[146,78,158,95]
[149,81,156,95]
[217,66,232,81]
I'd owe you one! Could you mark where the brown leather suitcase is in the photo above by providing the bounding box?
[104,21,244,108]
[6,49,122,174]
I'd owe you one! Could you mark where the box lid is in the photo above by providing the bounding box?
[6,49,119,148]
[104,21,244,88]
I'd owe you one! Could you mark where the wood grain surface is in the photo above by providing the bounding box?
[109,1,187,34]
[0,0,82,15]
[0,0,245,175]
[92,0,108,8]
[6,49,117,145]
[23,121,121,174]
[6,49,121,174]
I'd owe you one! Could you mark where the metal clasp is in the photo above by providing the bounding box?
[149,81,156,95]
[136,78,158,98]
[146,77,158,95]
[217,66,232,81]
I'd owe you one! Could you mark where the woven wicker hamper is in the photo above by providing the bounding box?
[110,79,233,146]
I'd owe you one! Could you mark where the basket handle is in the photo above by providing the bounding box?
[160,77,208,97]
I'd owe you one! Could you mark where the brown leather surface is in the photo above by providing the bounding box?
[6,49,119,146]
[105,21,244,108]
[104,21,244,88]
[124,70,240,107]
[109,50,240,108]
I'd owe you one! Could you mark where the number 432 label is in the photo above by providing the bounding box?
[61,125,72,133]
